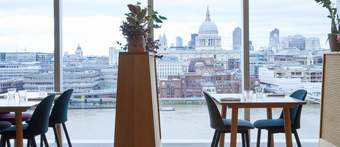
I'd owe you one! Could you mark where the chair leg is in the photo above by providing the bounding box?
[256,129,261,147]
[0,136,6,147]
[245,131,250,147]
[27,139,31,147]
[62,123,72,147]
[293,130,302,147]
[42,134,49,147]
[53,126,61,147]
[241,133,246,147]
[6,139,10,147]
[267,130,272,147]
[40,135,43,147]
[213,130,221,147]
[211,130,218,147]
[31,138,37,147]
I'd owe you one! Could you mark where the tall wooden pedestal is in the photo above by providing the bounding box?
[114,52,161,147]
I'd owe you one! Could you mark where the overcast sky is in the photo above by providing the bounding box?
[0,0,332,56]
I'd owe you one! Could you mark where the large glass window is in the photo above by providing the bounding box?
[61,0,146,140]
[155,0,242,140]
[0,1,54,96]
[249,0,328,140]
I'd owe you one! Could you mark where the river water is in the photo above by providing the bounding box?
[44,104,320,141]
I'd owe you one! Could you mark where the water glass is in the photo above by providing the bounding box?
[18,90,28,104]
[7,88,16,104]
[255,86,264,99]
[242,90,253,102]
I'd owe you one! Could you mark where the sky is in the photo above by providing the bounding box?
[0,0,332,56]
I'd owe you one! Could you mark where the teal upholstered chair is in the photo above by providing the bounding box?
[0,94,55,147]
[203,91,254,147]
[49,89,73,147]
[254,89,307,147]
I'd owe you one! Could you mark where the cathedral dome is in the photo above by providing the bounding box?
[199,21,219,34]
[198,7,218,34]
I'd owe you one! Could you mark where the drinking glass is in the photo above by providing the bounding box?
[255,86,264,99]
[7,88,16,104]
[18,90,27,104]
[242,90,253,102]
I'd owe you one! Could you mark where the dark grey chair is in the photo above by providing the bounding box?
[0,94,55,147]
[254,89,307,147]
[49,89,73,147]
[203,91,254,147]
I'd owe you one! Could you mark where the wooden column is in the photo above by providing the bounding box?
[114,52,161,147]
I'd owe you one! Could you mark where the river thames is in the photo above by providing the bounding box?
[42,104,320,142]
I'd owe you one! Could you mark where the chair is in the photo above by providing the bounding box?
[0,94,55,147]
[203,91,254,147]
[49,89,73,147]
[254,89,307,147]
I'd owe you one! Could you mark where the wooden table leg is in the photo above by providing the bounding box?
[56,124,63,147]
[15,112,23,147]
[266,108,274,147]
[283,106,293,147]
[219,105,227,147]
[230,107,239,147]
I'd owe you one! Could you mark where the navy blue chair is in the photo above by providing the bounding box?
[203,91,254,147]
[254,89,307,147]
[49,89,73,147]
[0,94,55,147]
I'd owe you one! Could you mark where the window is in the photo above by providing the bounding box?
[250,0,327,140]
[155,0,242,139]
[0,1,54,95]
[61,0,146,140]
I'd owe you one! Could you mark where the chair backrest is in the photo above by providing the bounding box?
[27,94,55,136]
[279,89,307,129]
[203,91,225,130]
[49,89,73,124]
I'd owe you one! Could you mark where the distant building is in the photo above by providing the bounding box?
[269,28,280,52]
[305,37,320,50]
[176,36,184,47]
[249,40,255,51]
[233,27,242,50]
[195,7,222,50]
[158,33,168,50]
[281,35,306,50]
[0,79,24,93]
[189,33,198,49]
[75,44,83,57]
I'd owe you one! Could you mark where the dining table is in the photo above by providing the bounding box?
[209,93,306,147]
[0,100,40,147]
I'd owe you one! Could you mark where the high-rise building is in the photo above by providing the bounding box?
[233,27,242,50]
[269,28,280,52]
[176,36,183,47]
[281,35,306,50]
[337,0,340,13]
[189,33,198,49]
[195,6,222,50]
[305,37,320,50]
[158,33,168,50]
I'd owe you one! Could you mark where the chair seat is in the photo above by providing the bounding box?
[222,119,254,131]
[1,124,31,138]
[0,121,11,131]
[254,119,287,129]
[0,112,32,124]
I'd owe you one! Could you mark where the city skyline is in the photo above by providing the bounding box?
[0,0,330,55]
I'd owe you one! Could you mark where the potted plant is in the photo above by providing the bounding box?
[120,2,166,53]
[315,0,340,51]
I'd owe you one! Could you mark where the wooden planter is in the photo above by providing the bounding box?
[114,52,160,147]
[128,34,146,53]
[328,33,340,52]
